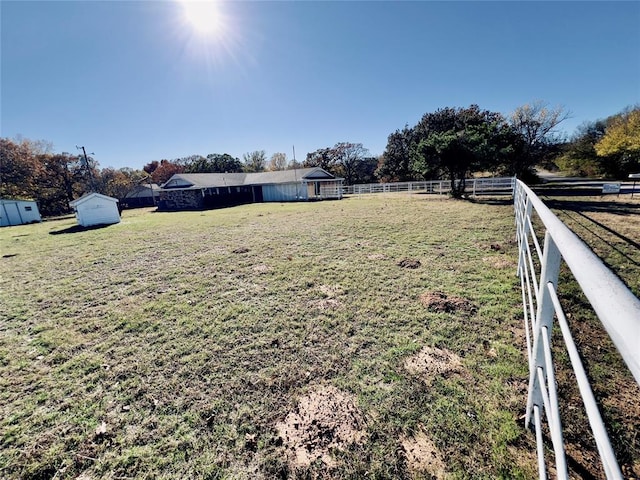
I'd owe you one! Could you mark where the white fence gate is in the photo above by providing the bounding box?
[514,180,640,479]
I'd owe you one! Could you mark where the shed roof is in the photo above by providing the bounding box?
[69,192,119,207]
[1,198,38,204]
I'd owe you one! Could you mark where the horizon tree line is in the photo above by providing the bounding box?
[1,102,637,214]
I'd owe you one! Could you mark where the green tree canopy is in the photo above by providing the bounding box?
[410,105,513,197]
[375,126,417,182]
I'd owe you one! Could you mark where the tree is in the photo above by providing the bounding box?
[411,105,511,197]
[37,152,88,215]
[183,153,242,174]
[509,100,569,178]
[268,152,287,171]
[0,138,43,199]
[242,150,266,172]
[595,107,640,177]
[331,142,370,185]
[376,126,418,182]
[304,143,373,183]
[144,160,160,175]
[98,167,147,200]
[354,157,379,184]
[150,159,184,184]
[555,120,607,177]
[287,158,302,170]
[304,148,336,173]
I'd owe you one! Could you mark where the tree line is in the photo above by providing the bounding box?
[2,102,637,215]
[375,102,638,196]
[555,106,640,178]
[0,146,303,216]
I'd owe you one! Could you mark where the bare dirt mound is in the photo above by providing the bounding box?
[276,385,367,468]
[252,264,271,274]
[419,291,476,314]
[397,258,421,269]
[401,428,446,478]
[404,346,466,383]
[482,255,515,269]
[308,298,342,311]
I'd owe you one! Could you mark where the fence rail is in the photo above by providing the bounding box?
[344,177,515,196]
[514,180,640,479]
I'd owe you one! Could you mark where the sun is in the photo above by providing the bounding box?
[180,1,222,36]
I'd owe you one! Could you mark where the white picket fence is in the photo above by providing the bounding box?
[345,177,515,196]
[514,180,640,479]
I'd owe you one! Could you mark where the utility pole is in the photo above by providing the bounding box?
[76,146,97,192]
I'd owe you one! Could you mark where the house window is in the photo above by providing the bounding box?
[24,206,32,211]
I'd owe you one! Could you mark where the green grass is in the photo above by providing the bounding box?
[0,194,558,478]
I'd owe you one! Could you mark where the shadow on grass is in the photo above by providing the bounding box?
[544,200,640,263]
[543,199,640,217]
[463,197,513,207]
[49,223,116,235]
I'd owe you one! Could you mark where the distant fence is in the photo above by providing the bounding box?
[344,177,515,196]
[514,180,640,479]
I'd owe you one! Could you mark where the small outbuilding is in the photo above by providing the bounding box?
[69,193,120,227]
[0,199,42,226]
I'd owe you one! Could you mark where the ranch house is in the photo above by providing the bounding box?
[158,167,343,211]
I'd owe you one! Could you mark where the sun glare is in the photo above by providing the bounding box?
[180,1,221,36]
[173,0,248,73]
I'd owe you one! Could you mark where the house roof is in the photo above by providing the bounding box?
[162,168,340,190]
[123,184,162,198]
[69,192,119,207]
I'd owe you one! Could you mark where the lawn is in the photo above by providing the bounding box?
[0,193,632,479]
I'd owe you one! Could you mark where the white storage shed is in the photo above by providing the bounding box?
[69,193,120,227]
[0,199,42,226]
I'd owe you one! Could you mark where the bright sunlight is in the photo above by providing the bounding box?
[180,0,222,36]
[173,0,250,74]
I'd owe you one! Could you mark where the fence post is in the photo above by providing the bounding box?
[525,232,568,478]
[516,194,533,278]
[526,232,561,424]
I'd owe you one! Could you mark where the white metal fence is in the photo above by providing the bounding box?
[344,177,516,196]
[514,180,640,479]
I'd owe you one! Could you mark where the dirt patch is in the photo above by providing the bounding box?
[397,258,421,269]
[401,428,446,478]
[317,284,343,298]
[308,298,342,311]
[276,385,367,468]
[404,346,465,383]
[232,247,250,254]
[482,256,515,269]
[419,291,477,314]
[252,264,271,274]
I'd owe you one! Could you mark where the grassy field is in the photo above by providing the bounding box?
[0,193,636,479]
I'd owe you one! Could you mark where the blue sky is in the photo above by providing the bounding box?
[2,1,639,170]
